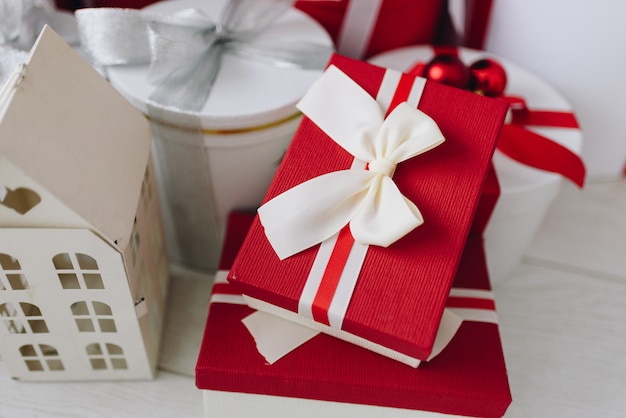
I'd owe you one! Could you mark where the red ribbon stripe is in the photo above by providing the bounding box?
[309,72,418,327]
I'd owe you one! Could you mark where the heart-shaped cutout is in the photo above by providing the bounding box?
[1,187,41,215]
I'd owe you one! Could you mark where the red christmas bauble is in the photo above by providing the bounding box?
[469,59,508,97]
[422,54,470,89]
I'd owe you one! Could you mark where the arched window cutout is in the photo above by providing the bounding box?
[19,344,64,371]
[0,253,30,291]
[76,253,98,270]
[71,301,116,333]
[54,253,104,290]
[1,302,48,334]
[93,301,112,315]
[0,187,41,215]
[0,253,20,270]
[85,343,127,370]
[52,253,72,270]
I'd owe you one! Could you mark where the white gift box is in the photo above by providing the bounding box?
[484,0,626,181]
[369,46,583,281]
[103,0,333,272]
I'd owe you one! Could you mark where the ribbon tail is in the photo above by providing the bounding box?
[426,309,463,361]
[351,175,424,247]
[147,43,225,114]
[242,311,320,364]
[258,170,373,260]
[498,124,586,188]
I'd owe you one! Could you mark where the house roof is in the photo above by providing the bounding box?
[0,27,152,246]
[0,156,94,230]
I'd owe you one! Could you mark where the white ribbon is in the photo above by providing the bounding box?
[335,0,383,59]
[258,65,445,260]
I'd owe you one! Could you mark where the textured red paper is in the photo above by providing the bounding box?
[228,54,508,360]
[294,0,445,59]
[196,213,512,417]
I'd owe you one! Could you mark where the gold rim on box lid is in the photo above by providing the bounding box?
[145,111,302,135]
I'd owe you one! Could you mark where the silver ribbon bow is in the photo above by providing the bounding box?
[77,0,333,272]
[76,0,334,114]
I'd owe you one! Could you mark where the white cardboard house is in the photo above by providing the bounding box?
[0,27,170,381]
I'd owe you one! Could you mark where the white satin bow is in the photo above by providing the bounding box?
[258,65,445,260]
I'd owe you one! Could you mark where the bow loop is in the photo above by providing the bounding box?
[258,65,445,259]
[146,9,218,84]
[376,101,447,163]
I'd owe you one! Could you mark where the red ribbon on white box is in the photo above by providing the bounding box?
[500,95,585,188]
[211,271,497,365]
[257,66,444,338]
[406,47,586,188]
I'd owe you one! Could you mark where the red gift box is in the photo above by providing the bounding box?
[228,54,508,364]
[294,0,445,59]
[196,212,512,417]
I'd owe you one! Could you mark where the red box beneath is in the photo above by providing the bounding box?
[196,213,512,417]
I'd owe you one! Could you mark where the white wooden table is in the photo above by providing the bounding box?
[2,179,626,417]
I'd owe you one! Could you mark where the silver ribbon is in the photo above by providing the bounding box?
[76,1,333,113]
[76,1,332,271]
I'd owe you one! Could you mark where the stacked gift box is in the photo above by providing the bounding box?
[197,212,512,417]
[195,51,514,416]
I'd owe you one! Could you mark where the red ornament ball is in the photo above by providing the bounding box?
[422,54,470,89]
[469,58,508,97]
